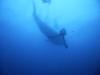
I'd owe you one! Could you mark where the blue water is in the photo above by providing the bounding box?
[0,0,100,75]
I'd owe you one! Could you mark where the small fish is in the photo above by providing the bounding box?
[32,1,68,48]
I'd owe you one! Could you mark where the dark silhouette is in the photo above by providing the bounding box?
[32,1,68,48]
[41,0,51,4]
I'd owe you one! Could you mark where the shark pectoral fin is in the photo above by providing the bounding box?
[45,35,58,43]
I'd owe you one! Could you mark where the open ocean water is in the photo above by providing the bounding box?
[0,0,100,75]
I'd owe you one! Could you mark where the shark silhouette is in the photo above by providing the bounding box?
[32,1,68,48]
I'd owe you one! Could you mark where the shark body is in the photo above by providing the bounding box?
[33,1,68,48]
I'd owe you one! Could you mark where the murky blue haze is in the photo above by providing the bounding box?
[0,0,100,75]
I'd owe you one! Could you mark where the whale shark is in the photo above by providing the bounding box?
[32,1,68,48]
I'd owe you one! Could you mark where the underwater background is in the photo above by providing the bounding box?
[0,0,100,75]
